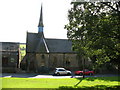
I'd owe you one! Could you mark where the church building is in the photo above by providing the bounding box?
[25,5,86,73]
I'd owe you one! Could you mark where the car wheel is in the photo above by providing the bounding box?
[89,73,93,76]
[56,72,60,76]
[67,73,71,75]
[79,73,83,76]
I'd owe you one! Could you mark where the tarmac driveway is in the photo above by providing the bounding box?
[1,73,119,78]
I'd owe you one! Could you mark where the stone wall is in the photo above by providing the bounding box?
[28,53,80,73]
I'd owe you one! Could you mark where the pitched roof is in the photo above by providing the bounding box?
[26,32,47,53]
[45,38,74,53]
[26,33,75,53]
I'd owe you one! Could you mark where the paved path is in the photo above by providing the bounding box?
[1,73,119,78]
[1,73,82,78]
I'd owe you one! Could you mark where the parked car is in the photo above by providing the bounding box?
[74,69,94,75]
[53,68,71,76]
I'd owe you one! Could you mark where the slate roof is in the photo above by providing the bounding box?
[45,39,74,53]
[26,32,47,53]
[26,32,75,53]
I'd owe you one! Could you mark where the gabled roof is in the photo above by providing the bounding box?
[26,32,75,53]
[45,38,74,53]
[26,32,47,53]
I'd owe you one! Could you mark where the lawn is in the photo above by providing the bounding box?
[1,76,120,89]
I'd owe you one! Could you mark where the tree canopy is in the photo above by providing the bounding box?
[65,1,120,69]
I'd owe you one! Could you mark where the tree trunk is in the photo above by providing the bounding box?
[83,58,85,78]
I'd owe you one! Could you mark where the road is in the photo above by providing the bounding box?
[1,73,119,78]
[1,73,81,78]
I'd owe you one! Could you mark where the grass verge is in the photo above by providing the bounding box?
[1,76,120,89]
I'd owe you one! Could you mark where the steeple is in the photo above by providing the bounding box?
[38,4,44,33]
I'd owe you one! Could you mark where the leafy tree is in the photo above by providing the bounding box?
[65,1,120,70]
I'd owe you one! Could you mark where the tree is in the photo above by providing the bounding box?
[65,1,120,71]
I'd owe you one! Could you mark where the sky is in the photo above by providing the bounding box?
[0,0,72,43]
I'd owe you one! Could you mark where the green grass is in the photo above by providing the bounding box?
[1,76,120,89]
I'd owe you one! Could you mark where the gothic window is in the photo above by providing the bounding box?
[66,57,71,66]
[66,60,70,65]
[41,54,45,59]
[52,56,57,66]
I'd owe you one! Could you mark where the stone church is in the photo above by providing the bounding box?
[24,5,91,73]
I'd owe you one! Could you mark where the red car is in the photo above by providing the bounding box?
[74,69,94,75]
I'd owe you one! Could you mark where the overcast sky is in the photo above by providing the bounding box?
[0,0,72,43]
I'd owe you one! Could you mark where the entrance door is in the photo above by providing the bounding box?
[2,57,8,67]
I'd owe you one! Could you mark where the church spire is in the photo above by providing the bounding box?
[38,4,44,33]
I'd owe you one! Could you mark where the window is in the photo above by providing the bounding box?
[58,69,65,71]
[66,60,70,65]
[41,54,45,59]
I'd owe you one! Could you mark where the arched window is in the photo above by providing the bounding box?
[41,54,45,59]
[66,60,70,65]
[52,56,57,66]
